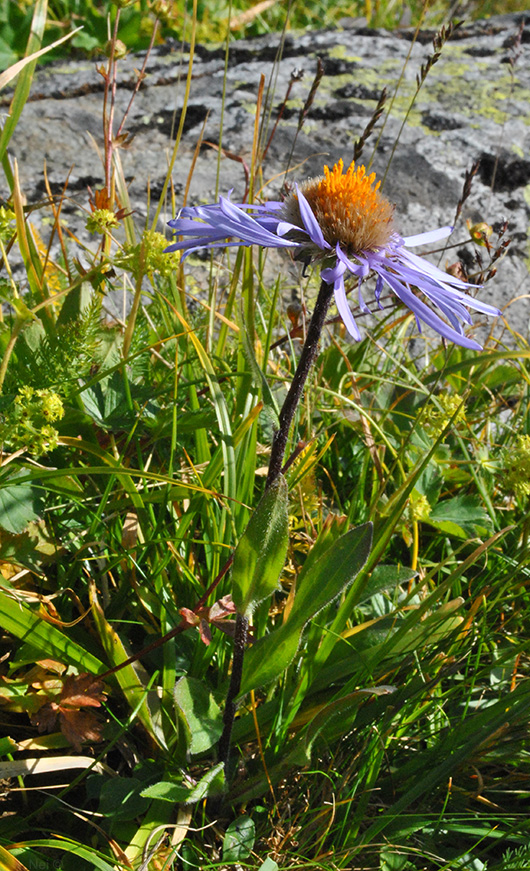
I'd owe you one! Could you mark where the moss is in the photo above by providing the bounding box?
[327,44,363,64]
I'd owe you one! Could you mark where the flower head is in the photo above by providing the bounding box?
[422,393,466,440]
[0,386,65,457]
[166,159,501,349]
[503,435,530,500]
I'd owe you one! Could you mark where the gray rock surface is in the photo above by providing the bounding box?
[3,12,530,338]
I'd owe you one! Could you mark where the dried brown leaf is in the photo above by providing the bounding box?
[60,708,105,752]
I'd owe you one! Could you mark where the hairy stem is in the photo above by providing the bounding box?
[266,278,335,488]
[218,612,249,769]
[218,278,335,777]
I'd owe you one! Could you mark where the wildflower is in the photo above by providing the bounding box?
[409,492,431,523]
[503,435,530,500]
[422,393,466,439]
[118,230,181,278]
[166,159,500,349]
[86,208,120,235]
[0,386,64,457]
[0,206,16,243]
[86,187,131,235]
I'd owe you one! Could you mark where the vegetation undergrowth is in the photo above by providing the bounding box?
[0,1,529,870]
[2,0,530,66]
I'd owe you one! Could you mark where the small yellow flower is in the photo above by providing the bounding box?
[3,387,64,457]
[0,206,16,243]
[86,209,120,235]
[503,435,530,499]
[118,231,181,278]
[422,394,466,440]
[409,492,431,523]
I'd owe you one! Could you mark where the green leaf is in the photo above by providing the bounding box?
[287,522,373,632]
[98,777,150,822]
[0,471,43,534]
[140,781,193,803]
[174,676,223,755]
[222,816,256,862]
[141,763,225,804]
[304,686,396,753]
[239,627,300,697]
[239,522,372,695]
[428,495,490,538]
[0,589,106,675]
[231,475,289,618]
[56,281,94,325]
[360,564,416,604]
[257,860,279,871]
[80,371,131,429]
[0,736,17,756]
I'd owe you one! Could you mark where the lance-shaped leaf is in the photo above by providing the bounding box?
[239,522,373,695]
[231,475,289,618]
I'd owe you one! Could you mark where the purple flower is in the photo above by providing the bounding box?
[166,159,500,349]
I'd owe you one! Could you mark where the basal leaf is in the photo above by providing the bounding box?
[174,676,223,755]
[222,816,256,862]
[140,781,193,803]
[0,472,42,534]
[428,495,490,538]
[142,764,226,805]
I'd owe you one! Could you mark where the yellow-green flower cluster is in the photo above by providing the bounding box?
[409,492,431,523]
[119,231,181,278]
[0,206,16,243]
[422,394,466,439]
[0,387,64,457]
[503,435,530,499]
[86,209,120,235]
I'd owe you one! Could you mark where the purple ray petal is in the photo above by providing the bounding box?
[295,185,331,251]
[402,226,453,247]
[378,268,483,349]
[334,275,362,339]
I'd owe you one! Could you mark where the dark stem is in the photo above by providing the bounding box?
[218,612,249,769]
[266,278,335,488]
[217,279,335,780]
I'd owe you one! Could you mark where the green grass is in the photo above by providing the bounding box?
[2,0,530,67]
[1,1,530,870]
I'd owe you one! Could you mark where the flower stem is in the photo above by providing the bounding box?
[218,612,248,770]
[218,279,335,780]
[266,278,335,488]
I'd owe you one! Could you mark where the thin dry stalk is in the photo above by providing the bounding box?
[488,19,525,201]
[452,159,480,228]
[381,18,462,187]
[278,58,325,195]
[353,87,387,162]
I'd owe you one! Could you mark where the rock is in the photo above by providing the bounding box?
[3,12,530,337]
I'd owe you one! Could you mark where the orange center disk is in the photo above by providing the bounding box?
[300,158,395,255]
